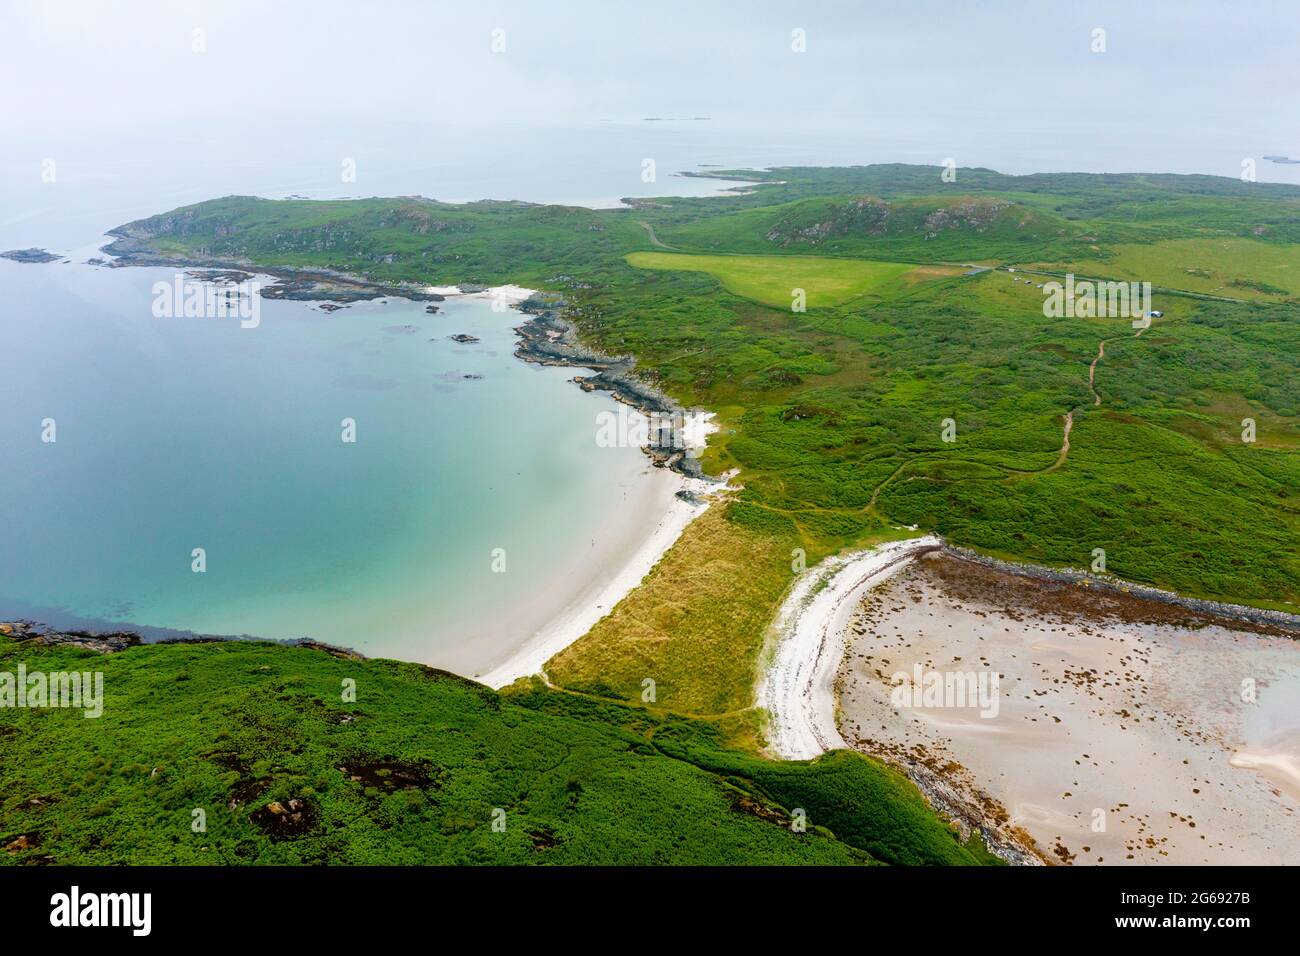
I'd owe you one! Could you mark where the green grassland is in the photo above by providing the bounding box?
[0,634,994,865]
[1040,237,1300,300]
[654,192,1103,263]
[625,250,936,308]
[44,165,1298,862]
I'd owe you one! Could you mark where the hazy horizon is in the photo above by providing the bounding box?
[3,0,1299,187]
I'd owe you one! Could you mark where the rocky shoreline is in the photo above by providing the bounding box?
[100,231,446,304]
[0,621,365,660]
[512,295,708,479]
[941,545,1300,637]
[99,225,713,479]
[879,747,1046,866]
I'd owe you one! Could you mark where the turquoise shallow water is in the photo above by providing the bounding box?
[0,121,905,671]
[0,255,663,670]
[0,123,770,672]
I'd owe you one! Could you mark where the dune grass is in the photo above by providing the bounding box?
[544,505,797,726]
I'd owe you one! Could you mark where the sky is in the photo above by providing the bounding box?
[4,1,1297,132]
[2,0,1299,183]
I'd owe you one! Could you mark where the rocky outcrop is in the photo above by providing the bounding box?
[512,295,709,479]
[920,198,1013,238]
[1,621,366,660]
[766,197,891,245]
[102,226,444,305]
[0,621,140,653]
[764,195,1051,247]
[1,248,61,263]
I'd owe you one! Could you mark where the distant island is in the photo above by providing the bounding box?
[1,247,62,263]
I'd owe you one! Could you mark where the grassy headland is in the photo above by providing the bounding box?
[0,631,995,865]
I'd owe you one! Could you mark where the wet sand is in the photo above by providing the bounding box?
[836,553,1300,865]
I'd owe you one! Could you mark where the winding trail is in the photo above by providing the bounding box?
[1087,340,1106,405]
[638,221,680,251]
[867,458,913,512]
[1053,411,1072,468]
[1010,325,1148,481]
[1003,410,1072,483]
[1086,328,1143,407]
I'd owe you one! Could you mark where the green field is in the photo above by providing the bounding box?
[625,250,929,308]
[1045,237,1300,299]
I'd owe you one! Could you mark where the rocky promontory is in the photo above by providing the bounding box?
[102,229,444,305]
[512,294,708,479]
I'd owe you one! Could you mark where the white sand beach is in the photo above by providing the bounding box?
[758,536,941,760]
[460,284,722,686]
[409,283,723,686]
[426,283,537,303]
[476,469,715,688]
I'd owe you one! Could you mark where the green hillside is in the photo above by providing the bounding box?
[0,632,994,865]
